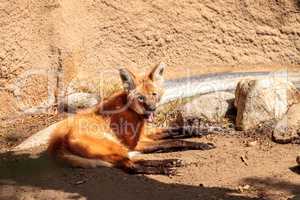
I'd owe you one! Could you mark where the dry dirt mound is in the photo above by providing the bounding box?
[1,0,300,120]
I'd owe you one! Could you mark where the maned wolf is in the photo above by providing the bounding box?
[48,63,214,175]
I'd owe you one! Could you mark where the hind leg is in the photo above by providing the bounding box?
[134,159,182,168]
[56,148,113,168]
[128,159,180,175]
[66,134,180,175]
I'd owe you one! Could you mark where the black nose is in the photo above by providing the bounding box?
[149,106,156,112]
[145,104,156,112]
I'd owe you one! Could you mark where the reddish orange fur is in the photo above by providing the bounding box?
[48,65,166,172]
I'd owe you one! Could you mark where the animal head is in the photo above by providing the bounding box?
[119,62,166,122]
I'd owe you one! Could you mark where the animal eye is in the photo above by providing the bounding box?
[138,95,145,102]
[152,92,157,96]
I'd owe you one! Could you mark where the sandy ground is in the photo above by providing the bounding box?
[1,0,300,118]
[1,0,300,199]
[0,114,299,200]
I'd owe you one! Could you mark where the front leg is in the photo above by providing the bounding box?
[135,139,215,153]
[146,127,211,140]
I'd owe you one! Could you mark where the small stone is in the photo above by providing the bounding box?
[238,184,251,192]
[297,156,300,165]
[247,141,257,147]
[272,103,300,144]
[74,180,86,185]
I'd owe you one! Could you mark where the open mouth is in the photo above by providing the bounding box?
[144,111,155,123]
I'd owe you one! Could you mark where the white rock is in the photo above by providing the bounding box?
[60,92,100,112]
[234,78,300,130]
[13,121,63,151]
[180,92,235,122]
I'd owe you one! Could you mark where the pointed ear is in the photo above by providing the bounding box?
[148,62,166,84]
[119,68,136,91]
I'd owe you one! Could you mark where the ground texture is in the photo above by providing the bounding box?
[1,0,300,199]
[0,114,299,200]
[1,0,300,118]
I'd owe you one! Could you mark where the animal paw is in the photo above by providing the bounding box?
[159,159,183,167]
[196,142,215,150]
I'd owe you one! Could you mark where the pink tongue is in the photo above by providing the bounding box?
[147,113,154,123]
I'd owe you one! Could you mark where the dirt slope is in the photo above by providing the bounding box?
[1,0,300,119]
